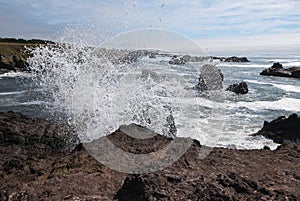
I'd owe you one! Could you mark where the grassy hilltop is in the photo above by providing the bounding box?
[0,38,54,73]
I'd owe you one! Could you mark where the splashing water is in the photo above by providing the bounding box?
[28,29,225,147]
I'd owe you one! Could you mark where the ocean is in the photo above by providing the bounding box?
[0,52,300,150]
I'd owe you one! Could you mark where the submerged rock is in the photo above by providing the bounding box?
[0,112,300,200]
[253,113,300,144]
[260,62,300,78]
[226,82,249,94]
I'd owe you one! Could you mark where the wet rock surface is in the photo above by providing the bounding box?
[222,56,249,62]
[195,65,223,91]
[168,56,186,65]
[226,82,249,94]
[0,112,299,200]
[253,113,300,144]
[260,62,300,78]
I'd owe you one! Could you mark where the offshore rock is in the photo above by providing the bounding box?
[172,55,250,63]
[168,56,186,65]
[224,56,250,62]
[226,82,249,94]
[260,62,300,78]
[195,64,223,91]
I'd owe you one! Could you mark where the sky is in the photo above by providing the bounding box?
[1,0,300,54]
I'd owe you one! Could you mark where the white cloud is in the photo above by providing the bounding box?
[0,0,299,53]
[198,33,300,55]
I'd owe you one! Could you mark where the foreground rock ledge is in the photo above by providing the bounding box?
[0,112,299,200]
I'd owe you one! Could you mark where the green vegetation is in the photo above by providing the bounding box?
[0,38,55,73]
[0,43,29,62]
[0,37,54,44]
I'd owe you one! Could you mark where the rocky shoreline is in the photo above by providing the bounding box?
[0,111,299,200]
[0,39,53,74]
[0,39,251,75]
[253,113,300,144]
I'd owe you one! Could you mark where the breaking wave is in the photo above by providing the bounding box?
[28,28,225,145]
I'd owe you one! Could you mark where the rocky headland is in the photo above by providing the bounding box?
[0,38,53,74]
[0,111,299,200]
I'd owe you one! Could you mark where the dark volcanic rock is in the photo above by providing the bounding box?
[114,142,300,201]
[0,55,29,74]
[226,82,249,94]
[0,62,14,73]
[292,69,300,78]
[12,55,28,71]
[271,62,283,69]
[174,55,250,63]
[224,56,250,62]
[169,56,186,65]
[260,62,300,78]
[0,111,78,153]
[0,112,300,200]
[253,113,300,144]
[148,53,156,59]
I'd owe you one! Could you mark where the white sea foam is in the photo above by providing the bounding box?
[216,135,279,150]
[268,59,294,63]
[232,98,300,112]
[18,101,48,106]
[3,100,48,107]
[244,79,269,85]
[28,29,226,145]
[0,72,30,78]
[164,94,300,113]
[284,61,300,67]
[272,83,300,93]
[0,90,27,96]
[25,27,299,151]
[245,79,300,93]
[217,63,269,68]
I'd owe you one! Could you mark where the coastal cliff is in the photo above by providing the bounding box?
[0,38,53,74]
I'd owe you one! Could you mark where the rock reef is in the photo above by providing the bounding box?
[169,55,250,65]
[260,62,300,78]
[0,112,299,200]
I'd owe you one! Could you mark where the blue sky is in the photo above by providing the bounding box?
[1,0,300,53]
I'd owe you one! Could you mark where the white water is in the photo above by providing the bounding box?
[1,30,300,150]
[27,29,226,149]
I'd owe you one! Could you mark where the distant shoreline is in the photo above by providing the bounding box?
[0,38,54,74]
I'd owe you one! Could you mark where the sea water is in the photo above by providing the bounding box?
[0,48,300,150]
